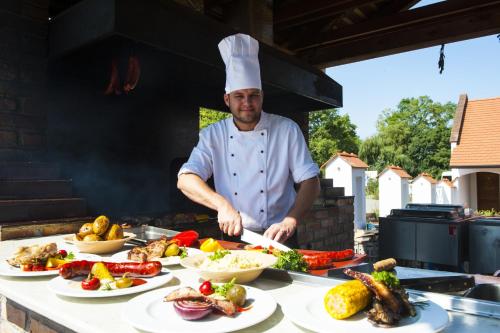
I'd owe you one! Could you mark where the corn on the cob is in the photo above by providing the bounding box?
[324,280,371,319]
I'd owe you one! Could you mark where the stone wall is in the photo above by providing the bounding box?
[0,0,49,161]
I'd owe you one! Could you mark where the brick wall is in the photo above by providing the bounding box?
[297,196,355,250]
[0,0,49,161]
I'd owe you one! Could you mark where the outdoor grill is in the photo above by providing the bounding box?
[469,218,500,274]
[380,204,470,271]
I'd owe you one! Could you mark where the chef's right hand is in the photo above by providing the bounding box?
[217,202,242,237]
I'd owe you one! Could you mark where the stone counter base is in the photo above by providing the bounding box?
[1,296,74,333]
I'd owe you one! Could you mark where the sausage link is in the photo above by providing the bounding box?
[59,261,162,279]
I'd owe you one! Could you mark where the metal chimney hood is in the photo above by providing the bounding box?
[49,0,342,111]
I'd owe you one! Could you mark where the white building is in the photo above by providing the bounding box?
[411,173,437,204]
[322,152,369,229]
[378,165,412,217]
[449,95,500,211]
[436,179,456,204]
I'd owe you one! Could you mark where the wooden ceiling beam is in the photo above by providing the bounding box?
[297,2,500,68]
[289,0,500,51]
[274,0,378,31]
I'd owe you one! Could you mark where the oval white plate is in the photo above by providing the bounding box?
[111,248,203,266]
[281,287,449,333]
[122,284,277,333]
[47,268,173,298]
[0,253,102,277]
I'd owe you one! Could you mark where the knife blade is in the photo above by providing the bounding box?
[240,228,291,252]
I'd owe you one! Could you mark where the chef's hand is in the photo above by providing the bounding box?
[217,202,243,236]
[264,217,297,243]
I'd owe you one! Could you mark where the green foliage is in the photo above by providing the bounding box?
[359,96,455,179]
[200,108,231,130]
[308,109,361,166]
[365,178,379,199]
[476,209,498,217]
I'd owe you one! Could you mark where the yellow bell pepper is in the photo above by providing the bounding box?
[200,238,224,252]
[45,257,68,268]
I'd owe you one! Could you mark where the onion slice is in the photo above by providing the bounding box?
[173,300,213,320]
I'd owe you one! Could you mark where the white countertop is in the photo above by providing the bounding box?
[0,235,499,333]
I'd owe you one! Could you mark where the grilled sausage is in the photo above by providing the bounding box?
[59,260,162,279]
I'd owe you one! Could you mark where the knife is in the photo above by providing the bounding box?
[240,228,291,252]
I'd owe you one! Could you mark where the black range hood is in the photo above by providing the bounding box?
[49,0,342,112]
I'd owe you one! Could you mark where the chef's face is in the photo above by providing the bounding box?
[224,88,263,131]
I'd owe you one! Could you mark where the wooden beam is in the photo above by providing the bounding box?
[274,0,378,31]
[290,0,500,51]
[298,2,500,67]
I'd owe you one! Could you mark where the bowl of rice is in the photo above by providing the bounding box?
[180,250,277,283]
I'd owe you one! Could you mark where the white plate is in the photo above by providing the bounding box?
[281,287,449,333]
[0,253,102,277]
[122,285,277,333]
[47,268,173,298]
[111,248,203,266]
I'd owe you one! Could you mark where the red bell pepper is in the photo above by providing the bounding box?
[172,230,199,247]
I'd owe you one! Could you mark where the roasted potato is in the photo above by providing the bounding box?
[104,224,123,240]
[78,223,94,237]
[92,215,110,236]
[83,234,102,242]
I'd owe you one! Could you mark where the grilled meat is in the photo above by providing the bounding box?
[391,286,416,317]
[165,287,205,302]
[127,239,170,262]
[7,243,58,266]
[344,268,401,314]
[164,287,237,316]
[367,299,400,326]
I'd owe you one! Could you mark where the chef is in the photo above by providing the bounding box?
[177,33,320,246]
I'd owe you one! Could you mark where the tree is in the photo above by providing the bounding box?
[308,109,360,166]
[199,108,230,130]
[359,96,455,179]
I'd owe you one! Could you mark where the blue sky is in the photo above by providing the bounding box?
[326,2,500,139]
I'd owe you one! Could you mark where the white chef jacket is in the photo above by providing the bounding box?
[178,111,319,231]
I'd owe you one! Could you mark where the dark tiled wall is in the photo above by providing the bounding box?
[0,0,49,161]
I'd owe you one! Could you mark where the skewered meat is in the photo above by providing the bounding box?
[7,243,58,266]
[164,287,236,316]
[391,286,416,317]
[343,268,401,314]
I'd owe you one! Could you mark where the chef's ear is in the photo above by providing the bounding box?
[224,93,230,107]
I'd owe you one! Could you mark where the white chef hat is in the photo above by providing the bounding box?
[218,33,261,94]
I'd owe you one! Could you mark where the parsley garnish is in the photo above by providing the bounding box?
[372,271,400,288]
[213,277,236,297]
[273,250,308,272]
[208,249,230,261]
[66,252,75,260]
[179,247,188,259]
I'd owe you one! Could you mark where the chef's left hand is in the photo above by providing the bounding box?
[263,217,297,243]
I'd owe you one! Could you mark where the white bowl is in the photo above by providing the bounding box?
[63,232,136,254]
[180,250,277,284]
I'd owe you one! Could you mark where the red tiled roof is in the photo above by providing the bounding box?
[321,151,368,169]
[450,97,500,167]
[378,165,412,179]
[415,173,437,184]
